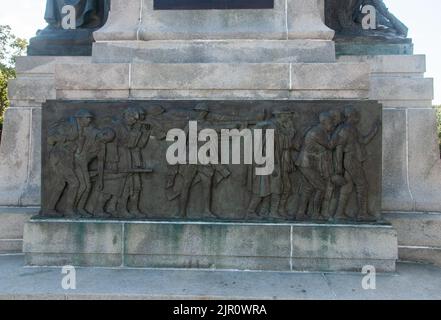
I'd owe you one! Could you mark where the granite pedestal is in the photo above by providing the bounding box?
[2,0,439,270]
[24,219,398,272]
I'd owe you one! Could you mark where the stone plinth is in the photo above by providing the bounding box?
[23,220,398,272]
[92,40,336,64]
[92,0,335,63]
[95,0,333,41]
[0,207,37,253]
[54,62,370,100]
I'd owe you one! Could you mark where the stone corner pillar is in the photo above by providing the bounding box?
[0,56,91,207]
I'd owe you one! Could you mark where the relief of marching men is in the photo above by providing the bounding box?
[44,102,381,223]
[47,106,158,219]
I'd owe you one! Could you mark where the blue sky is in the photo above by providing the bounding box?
[0,0,440,104]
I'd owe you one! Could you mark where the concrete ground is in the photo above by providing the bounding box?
[1,254,441,300]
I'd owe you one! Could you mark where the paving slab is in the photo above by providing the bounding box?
[0,255,441,300]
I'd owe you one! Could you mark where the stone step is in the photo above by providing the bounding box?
[399,246,441,267]
[385,212,441,247]
[23,220,398,272]
[53,62,370,100]
[92,40,336,64]
[2,255,441,300]
[0,207,38,253]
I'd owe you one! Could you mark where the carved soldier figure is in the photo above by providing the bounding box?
[324,110,348,217]
[75,126,116,218]
[92,140,126,218]
[110,107,153,219]
[247,110,297,219]
[167,104,231,218]
[73,109,99,217]
[127,106,153,216]
[333,107,380,221]
[46,117,81,217]
[295,112,337,220]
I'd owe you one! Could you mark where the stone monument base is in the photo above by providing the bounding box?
[0,207,37,253]
[91,40,336,64]
[28,29,96,56]
[23,220,398,272]
[335,37,413,56]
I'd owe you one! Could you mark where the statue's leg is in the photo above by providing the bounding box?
[297,168,315,219]
[46,177,66,215]
[74,164,87,208]
[348,162,370,219]
[335,173,354,219]
[321,181,335,219]
[279,193,290,217]
[200,174,215,216]
[94,192,112,218]
[77,180,92,216]
[116,177,132,219]
[247,195,262,219]
[129,174,144,218]
[64,167,81,217]
[178,168,197,218]
[269,194,281,217]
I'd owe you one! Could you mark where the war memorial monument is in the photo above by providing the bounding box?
[0,0,440,274]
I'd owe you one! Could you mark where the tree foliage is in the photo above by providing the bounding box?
[0,25,27,126]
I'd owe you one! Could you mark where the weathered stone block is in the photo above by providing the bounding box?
[290,63,370,90]
[386,212,441,247]
[23,221,123,267]
[95,0,334,42]
[92,40,336,64]
[125,222,291,270]
[371,77,433,102]
[338,55,426,75]
[23,220,398,271]
[15,56,92,75]
[399,246,441,267]
[0,108,37,206]
[54,62,370,100]
[131,64,290,90]
[8,78,55,102]
[292,224,397,259]
[382,109,414,211]
[55,64,130,91]
[0,208,37,240]
[93,0,149,41]
[0,240,23,253]
[408,109,441,212]
[0,207,37,253]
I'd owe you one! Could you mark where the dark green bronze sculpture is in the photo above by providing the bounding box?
[41,100,382,223]
[28,0,110,56]
[44,0,104,29]
[325,0,408,39]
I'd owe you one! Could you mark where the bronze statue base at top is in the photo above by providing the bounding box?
[325,0,408,40]
[28,28,97,56]
[325,0,412,55]
[28,0,110,56]
[41,100,382,224]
